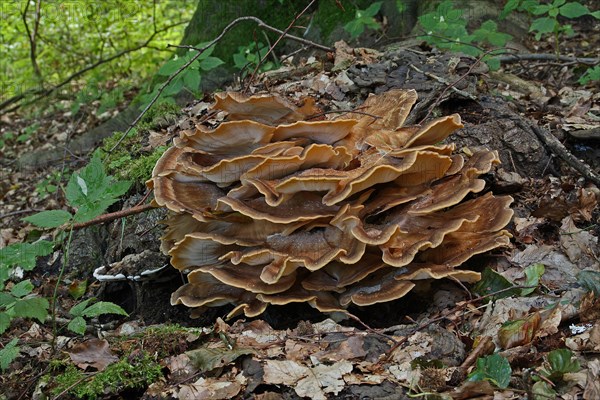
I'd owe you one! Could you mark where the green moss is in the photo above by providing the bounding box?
[99,101,178,185]
[49,352,162,399]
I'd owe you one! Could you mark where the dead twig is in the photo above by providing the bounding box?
[110,14,331,154]
[498,53,599,65]
[73,203,155,230]
[245,0,321,90]
[515,120,600,186]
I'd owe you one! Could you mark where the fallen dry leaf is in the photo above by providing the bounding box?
[68,338,118,371]
[176,373,245,400]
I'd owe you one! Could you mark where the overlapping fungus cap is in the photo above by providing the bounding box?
[149,89,513,318]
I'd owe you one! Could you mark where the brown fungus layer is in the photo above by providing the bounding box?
[150,89,513,318]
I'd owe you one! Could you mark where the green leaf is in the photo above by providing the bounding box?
[13,297,49,322]
[10,280,34,298]
[0,241,53,270]
[183,70,201,91]
[344,19,365,38]
[157,57,187,76]
[163,76,185,96]
[472,268,519,299]
[521,263,545,295]
[592,10,600,19]
[23,210,72,228]
[0,338,20,370]
[576,270,600,295]
[542,348,580,379]
[187,346,255,373]
[578,65,600,85]
[0,312,12,335]
[68,280,88,300]
[0,292,16,306]
[67,316,87,335]
[82,301,128,318]
[559,2,589,18]
[69,298,93,317]
[532,4,551,15]
[532,380,557,400]
[530,17,557,35]
[362,1,383,17]
[199,56,224,71]
[467,353,512,388]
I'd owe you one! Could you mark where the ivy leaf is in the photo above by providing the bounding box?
[23,210,72,229]
[467,353,512,388]
[0,338,20,370]
[13,297,49,323]
[559,2,589,18]
[67,316,87,335]
[82,301,128,318]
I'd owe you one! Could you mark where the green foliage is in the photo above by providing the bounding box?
[141,43,224,104]
[344,2,383,39]
[473,265,545,299]
[67,299,128,335]
[531,348,580,397]
[35,171,62,197]
[1,1,195,105]
[579,65,600,85]
[417,1,512,70]
[467,353,512,388]
[50,352,162,399]
[0,338,20,371]
[233,42,279,76]
[0,240,54,286]
[0,279,50,334]
[71,80,126,116]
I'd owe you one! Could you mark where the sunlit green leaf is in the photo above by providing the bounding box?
[82,301,128,318]
[67,316,87,335]
[23,210,72,229]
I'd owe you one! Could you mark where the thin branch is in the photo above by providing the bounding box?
[72,203,155,230]
[246,0,319,89]
[21,0,43,81]
[0,21,189,113]
[110,15,331,153]
[498,53,599,65]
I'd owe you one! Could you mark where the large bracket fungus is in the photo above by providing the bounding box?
[149,89,513,319]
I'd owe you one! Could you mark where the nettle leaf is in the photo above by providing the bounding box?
[13,297,49,322]
[0,240,53,270]
[23,210,72,229]
[10,280,34,298]
[0,313,12,335]
[467,353,512,388]
[82,301,128,318]
[559,2,589,18]
[67,316,87,335]
[0,338,19,370]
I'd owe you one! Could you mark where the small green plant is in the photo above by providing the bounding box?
[0,338,20,371]
[467,353,512,388]
[35,171,63,197]
[532,348,580,398]
[141,43,224,104]
[417,0,512,70]
[17,122,40,143]
[344,2,383,39]
[67,298,128,335]
[233,42,279,76]
[502,0,599,55]
[579,65,600,85]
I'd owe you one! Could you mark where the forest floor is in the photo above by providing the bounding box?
[1,16,600,400]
